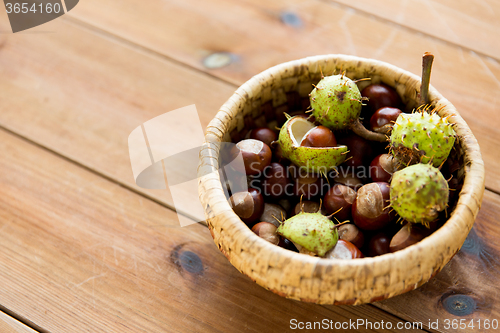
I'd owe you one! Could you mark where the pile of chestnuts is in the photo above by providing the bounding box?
[224,58,461,260]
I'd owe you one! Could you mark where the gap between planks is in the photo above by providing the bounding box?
[0,15,497,326]
[0,9,493,331]
[53,13,500,199]
[60,16,242,87]
[0,123,202,226]
[64,0,500,82]
[0,125,432,333]
[0,306,45,333]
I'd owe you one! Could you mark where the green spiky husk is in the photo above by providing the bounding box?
[390,163,449,225]
[390,110,456,167]
[277,211,338,257]
[278,116,348,174]
[310,75,362,130]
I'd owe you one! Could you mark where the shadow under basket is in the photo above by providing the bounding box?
[198,54,485,305]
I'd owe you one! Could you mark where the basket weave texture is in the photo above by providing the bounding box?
[198,54,485,305]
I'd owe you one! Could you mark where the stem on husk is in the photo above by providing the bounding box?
[351,119,387,142]
[419,52,434,106]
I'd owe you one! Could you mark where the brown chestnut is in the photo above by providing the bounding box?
[271,143,290,165]
[300,125,337,147]
[230,139,272,175]
[337,223,364,250]
[278,237,299,252]
[262,162,292,199]
[323,184,356,221]
[367,232,391,256]
[390,222,436,252]
[293,200,326,215]
[370,107,402,134]
[338,134,374,169]
[352,182,393,230]
[278,199,293,216]
[332,174,364,191]
[361,84,402,115]
[249,127,277,147]
[325,240,364,260]
[260,203,287,228]
[294,173,326,199]
[220,169,249,198]
[228,188,264,225]
[369,154,398,183]
[252,222,279,245]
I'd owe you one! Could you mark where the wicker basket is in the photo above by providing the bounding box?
[198,54,485,305]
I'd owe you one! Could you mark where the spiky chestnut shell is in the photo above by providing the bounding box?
[390,110,456,167]
[310,74,362,130]
[277,211,338,257]
[278,116,348,174]
[390,163,449,225]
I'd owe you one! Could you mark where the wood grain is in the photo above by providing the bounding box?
[0,312,37,333]
[0,0,498,215]
[332,0,500,60]
[0,9,235,222]
[0,129,426,332]
[61,0,499,192]
[0,0,497,330]
[375,190,500,333]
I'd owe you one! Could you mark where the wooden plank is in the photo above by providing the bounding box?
[0,10,236,222]
[332,0,500,60]
[0,0,498,211]
[58,0,498,193]
[0,0,496,330]
[0,311,38,333]
[375,190,500,333]
[0,129,427,332]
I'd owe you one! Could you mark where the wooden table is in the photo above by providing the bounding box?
[0,1,499,332]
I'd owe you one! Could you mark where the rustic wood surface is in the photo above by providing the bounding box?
[0,0,498,332]
[0,129,425,333]
[376,190,500,333]
[0,311,37,333]
[65,0,500,192]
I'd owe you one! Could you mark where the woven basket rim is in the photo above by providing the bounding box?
[199,54,485,304]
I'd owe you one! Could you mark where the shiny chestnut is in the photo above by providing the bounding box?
[278,237,299,252]
[337,223,364,249]
[262,162,291,199]
[332,174,364,191]
[294,173,326,199]
[228,188,264,226]
[361,83,402,115]
[230,139,272,175]
[368,232,391,257]
[300,125,337,147]
[293,200,326,215]
[259,203,287,228]
[252,222,279,245]
[338,134,374,169]
[390,222,436,252]
[370,154,398,183]
[325,240,364,260]
[370,107,402,134]
[323,184,356,221]
[249,127,277,147]
[352,182,393,230]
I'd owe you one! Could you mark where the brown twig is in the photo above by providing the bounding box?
[350,118,387,142]
[419,52,434,106]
